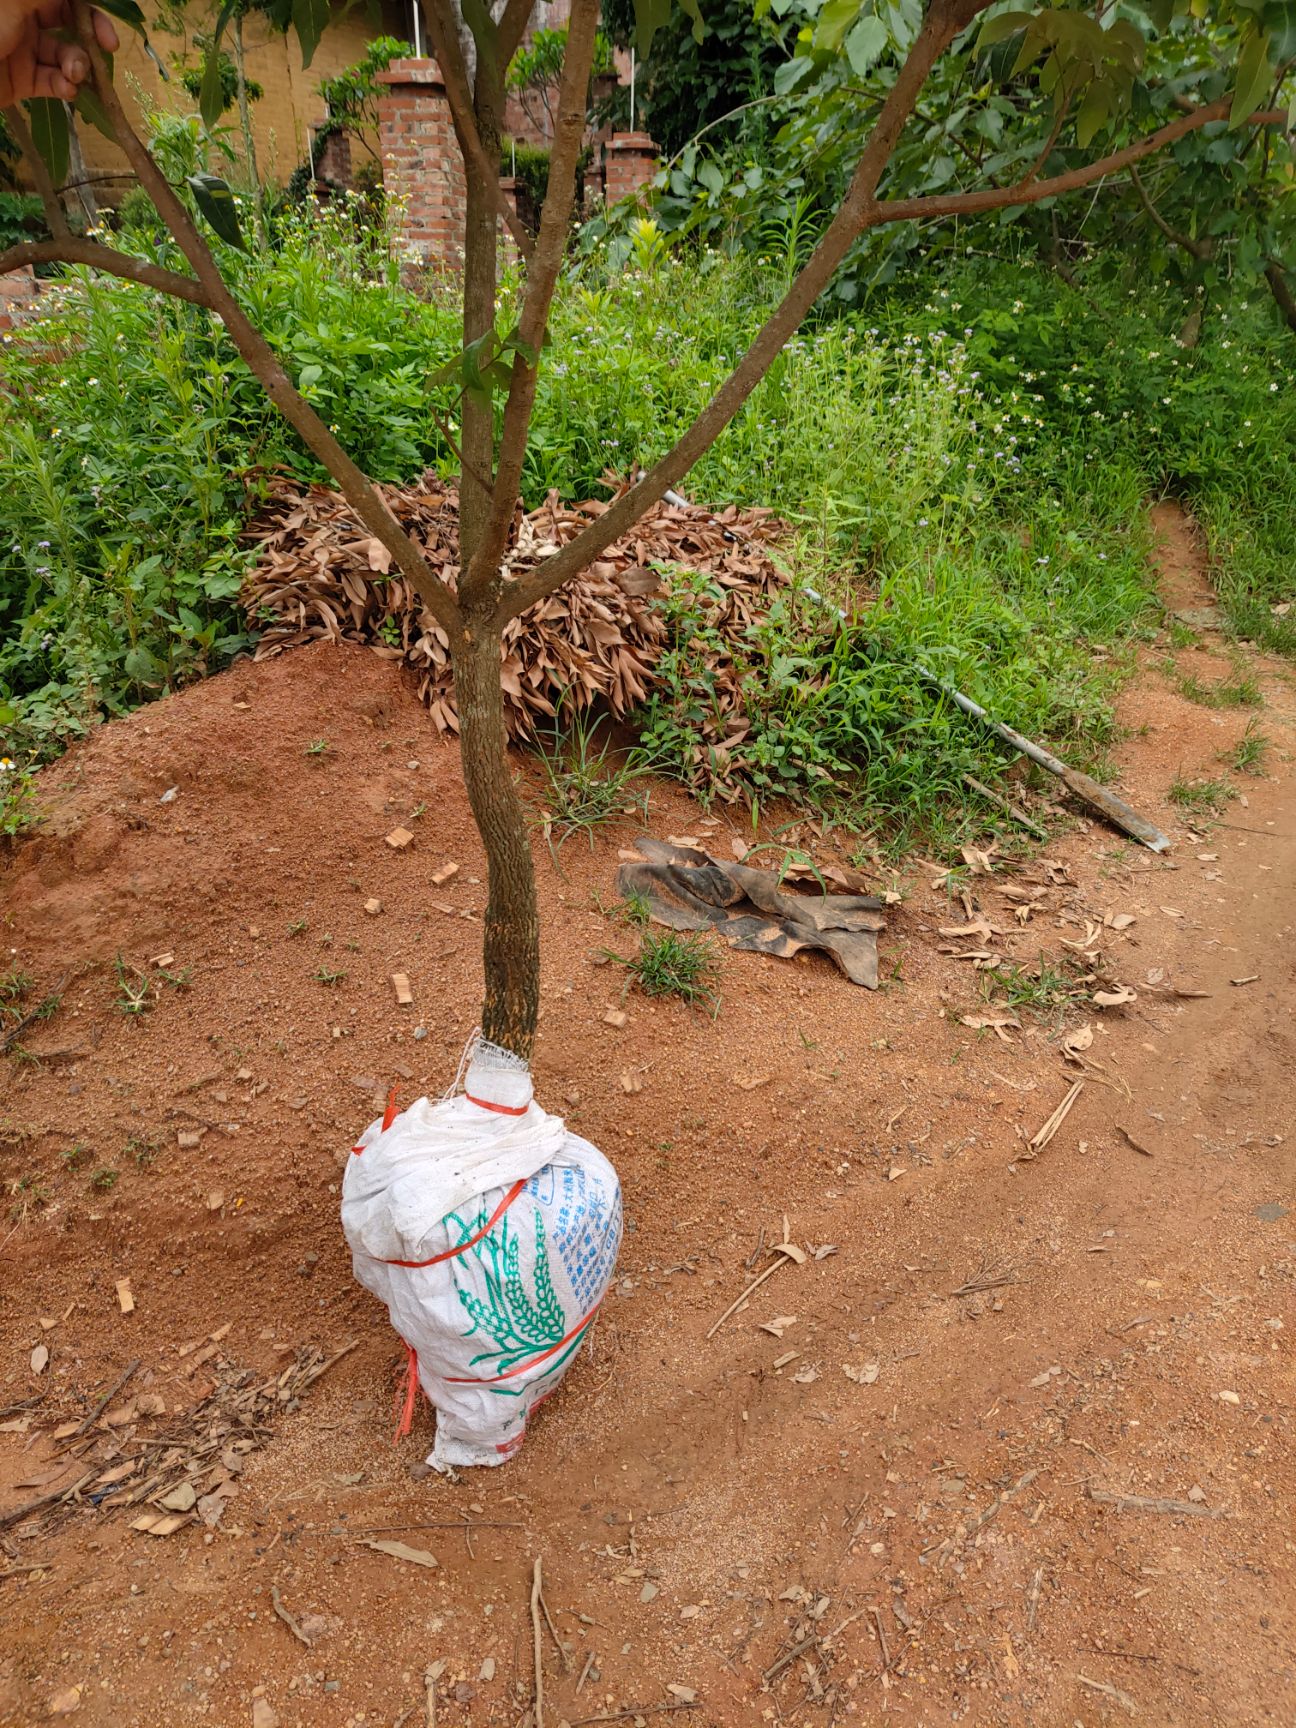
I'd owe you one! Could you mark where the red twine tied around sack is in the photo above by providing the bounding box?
[393,1340,420,1444]
[352,1084,402,1156]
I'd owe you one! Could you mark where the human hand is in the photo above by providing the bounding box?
[0,0,118,109]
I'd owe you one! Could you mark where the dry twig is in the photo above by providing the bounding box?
[530,1557,545,1728]
[270,1583,313,1647]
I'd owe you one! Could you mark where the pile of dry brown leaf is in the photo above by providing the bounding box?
[242,474,793,745]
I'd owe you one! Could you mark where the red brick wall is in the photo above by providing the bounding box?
[0,266,39,333]
[315,127,353,188]
[377,59,466,270]
[603,132,659,207]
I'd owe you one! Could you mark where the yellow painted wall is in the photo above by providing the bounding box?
[72,0,411,193]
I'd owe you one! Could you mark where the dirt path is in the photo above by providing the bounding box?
[1,508,1292,1727]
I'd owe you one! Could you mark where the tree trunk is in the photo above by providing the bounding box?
[449,38,538,1054]
[1265,261,1296,336]
[452,624,540,1058]
[457,59,503,574]
[63,105,98,227]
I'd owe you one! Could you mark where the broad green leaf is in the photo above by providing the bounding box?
[186,173,246,250]
[292,0,332,70]
[773,54,813,96]
[1075,79,1110,149]
[123,645,164,683]
[92,0,147,31]
[977,9,1031,50]
[678,0,705,47]
[632,0,672,59]
[697,158,724,195]
[1229,29,1270,127]
[24,99,70,188]
[844,15,888,76]
[814,0,862,57]
[199,47,224,129]
[74,81,115,143]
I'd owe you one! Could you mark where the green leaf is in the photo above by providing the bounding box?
[186,173,246,249]
[977,9,1031,50]
[74,82,115,143]
[844,14,888,76]
[198,48,225,129]
[1075,79,1111,149]
[678,0,705,47]
[292,0,332,70]
[92,0,147,31]
[632,0,672,59]
[814,0,862,57]
[24,99,70,188]
[123,644,164,684]
[697,158,723,195]
[1230,29,1270,128]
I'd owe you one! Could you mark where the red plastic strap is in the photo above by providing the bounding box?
[351,1084,402,1156]
[465,1092,529,1117]
[445,1298,603,1386]
[382,1085,401,1131]
[393,1340,419,1444]
[378,1179,527,1269]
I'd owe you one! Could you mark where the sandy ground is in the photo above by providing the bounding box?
[0,505,1292,1728]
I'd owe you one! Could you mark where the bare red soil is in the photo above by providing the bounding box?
[0,507,1292,1728]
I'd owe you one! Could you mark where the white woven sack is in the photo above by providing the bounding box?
[341,1038,622,1470]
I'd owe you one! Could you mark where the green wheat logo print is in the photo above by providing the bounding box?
[448,1204,567,1382]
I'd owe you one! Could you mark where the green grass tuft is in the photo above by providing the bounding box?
[1223,722,1269,776]
[612,927,721,1011]
[1167,774,1235,817]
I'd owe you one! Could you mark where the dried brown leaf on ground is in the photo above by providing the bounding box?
[243,476,796,793]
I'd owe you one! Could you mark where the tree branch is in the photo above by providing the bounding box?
[873,101,1288,227]
[497,0,534,70]
[0,237,213,305]
[420,0,534,260]
[1128,162,1211,260]
[462,0,599,606]
[494,0,989,624]
[61,1,462,642]
[497,69,1285,625]
[3,105,70,238]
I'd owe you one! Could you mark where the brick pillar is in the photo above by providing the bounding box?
[378,59,465,270]
[315,126,353,189]
[603,131,659,207]
[0,265,38,332]
[497,175,522,268]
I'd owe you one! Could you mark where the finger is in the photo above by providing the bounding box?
[29,60,77,99]
[54,38,90,83]
[92,8,117,52]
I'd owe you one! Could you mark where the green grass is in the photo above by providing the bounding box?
[2,217,1292,852]
[1224,722,1270,776]
[612,926,721,1011]
[1176,669,1263,709]
[535,711,652,850]
[1167,773,1235,817]
[984,959,1085,1019]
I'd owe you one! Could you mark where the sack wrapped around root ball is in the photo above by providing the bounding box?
[340,1038,622,1470]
